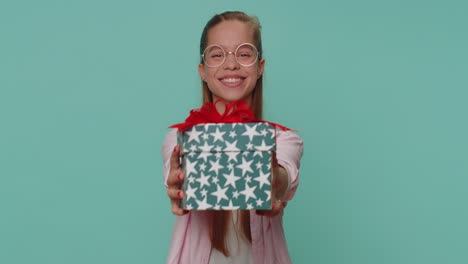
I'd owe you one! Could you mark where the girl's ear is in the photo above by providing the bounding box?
[198,64,206,81]
[257,59,265,79]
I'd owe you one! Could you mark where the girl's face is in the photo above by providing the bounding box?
[198,20,265,107]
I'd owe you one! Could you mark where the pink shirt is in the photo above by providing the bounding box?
[162,129,304,264]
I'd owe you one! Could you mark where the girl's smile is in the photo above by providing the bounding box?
[219,75,246,88]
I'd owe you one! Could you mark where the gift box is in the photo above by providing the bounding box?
[177,122,276,210]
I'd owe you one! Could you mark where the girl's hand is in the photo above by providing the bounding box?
[166,145,189,216]
[256,152,288,217]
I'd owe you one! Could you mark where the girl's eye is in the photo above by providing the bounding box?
[211,53,224,58]
[239,53,251,57]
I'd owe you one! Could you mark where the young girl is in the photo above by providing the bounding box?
[162,11,304,264]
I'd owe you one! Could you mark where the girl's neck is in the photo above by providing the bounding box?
[213,97,252,115]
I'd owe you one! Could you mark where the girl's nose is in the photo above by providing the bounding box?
[223,52,240,70]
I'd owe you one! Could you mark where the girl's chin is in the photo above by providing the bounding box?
[211,85,254,103]
[213,94,249,103]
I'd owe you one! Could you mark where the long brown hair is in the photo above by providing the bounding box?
[199,11,264,256]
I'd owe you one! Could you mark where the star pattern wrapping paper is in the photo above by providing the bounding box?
[177,122,276,210]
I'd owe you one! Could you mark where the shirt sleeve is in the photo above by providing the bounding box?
[162,129,178,189]
[275,130,304,202]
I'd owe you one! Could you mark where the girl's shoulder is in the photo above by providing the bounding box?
[161,129,178,155]
[276,129,303,144]
[163,128,178,142]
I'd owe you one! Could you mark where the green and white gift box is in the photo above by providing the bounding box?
[177,122,276,210]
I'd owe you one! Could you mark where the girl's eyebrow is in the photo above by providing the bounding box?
[209,43,245,50]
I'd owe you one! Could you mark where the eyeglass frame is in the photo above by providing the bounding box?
[201,42,260,68]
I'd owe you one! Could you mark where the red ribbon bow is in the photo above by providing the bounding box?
[169,100,292,132]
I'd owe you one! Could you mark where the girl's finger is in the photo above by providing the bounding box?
[271,151,278,166]
[167,188,184,200]
[270,160,277,202]
[167,170,184,188]
[256,199,283,217]
[170,197,189,216]
[166,170,178,188]
[170,145,181,170]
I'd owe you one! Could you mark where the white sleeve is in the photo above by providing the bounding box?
[275,130,304,201]
[161,129,178,189]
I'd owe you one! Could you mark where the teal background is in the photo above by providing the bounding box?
[1,0,467,263]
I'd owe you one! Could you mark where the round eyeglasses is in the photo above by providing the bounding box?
[201,43,259,67]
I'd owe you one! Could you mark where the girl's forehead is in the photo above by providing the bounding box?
[206,21,254,47]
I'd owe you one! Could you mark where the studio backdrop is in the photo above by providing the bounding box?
[1,0,467,263]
